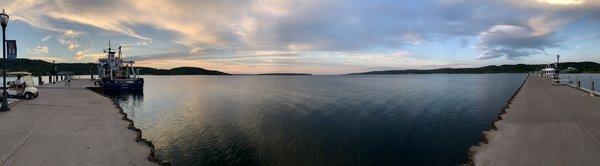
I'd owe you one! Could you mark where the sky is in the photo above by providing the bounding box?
[0,0,599,74]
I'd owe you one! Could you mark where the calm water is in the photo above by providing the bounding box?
[560,74,600,92]
[106,74,527,165]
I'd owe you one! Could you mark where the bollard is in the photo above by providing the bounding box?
[590,80,596,97]
[38,75,43,85]
[55,75,58,82]
[49,75,52,83]
[592,81,595,91]
[577,81,581,87]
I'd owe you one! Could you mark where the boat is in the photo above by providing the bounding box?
[96,42,144,91]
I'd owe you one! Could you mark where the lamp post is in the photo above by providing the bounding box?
[556,54,560,81]
[1,9,9,111]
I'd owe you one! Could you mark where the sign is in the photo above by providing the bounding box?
[6,40,16,59]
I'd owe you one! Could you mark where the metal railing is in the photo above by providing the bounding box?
[560,74,599,96]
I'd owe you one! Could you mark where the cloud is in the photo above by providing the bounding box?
[33,45,49,54]
[475,24,560,59]
[462,0,600,60]
[75,50,104,61]
[63,29,83,37]
[2,0,600,73]
[53,29,89,52]
[7,0,595,53]
[537,0,585,5]
[121,40,152,47]
[57,37,80,51]
[41,35,52,42]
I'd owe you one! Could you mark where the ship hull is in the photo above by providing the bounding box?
[98,78,144,91]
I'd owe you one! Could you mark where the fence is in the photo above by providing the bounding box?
[560,74,600,94]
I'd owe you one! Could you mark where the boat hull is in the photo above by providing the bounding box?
[98,78,144,91]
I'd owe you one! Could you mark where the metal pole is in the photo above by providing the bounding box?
[38,75,42,85]
[53,60,57,83]
[90,65,93,81]
[591,76,594,91]
[1,26,8,111]
[555,54,560,82]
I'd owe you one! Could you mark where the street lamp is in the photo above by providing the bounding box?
[1,9,9,111]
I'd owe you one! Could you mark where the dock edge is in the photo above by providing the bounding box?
[464,73,530,166]
[86,87,171,166]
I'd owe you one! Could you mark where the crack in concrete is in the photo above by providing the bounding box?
[558,89,600,145]
[1,107,58,166]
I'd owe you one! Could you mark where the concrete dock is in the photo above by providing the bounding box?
[0,79,155,165]
[472,75,600,165]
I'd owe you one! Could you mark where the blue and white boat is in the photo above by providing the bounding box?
[96,43,144,91]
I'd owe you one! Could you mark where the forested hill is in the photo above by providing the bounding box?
[349,62,600,75]
[4,59,599,75]
[0,59,229,75]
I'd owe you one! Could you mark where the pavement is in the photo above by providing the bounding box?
[472,75,600,165]
[0,79,155,166]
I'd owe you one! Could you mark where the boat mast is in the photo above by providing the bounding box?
[108,40,114,80]
[108,40,111,56]
[118,46,122,59]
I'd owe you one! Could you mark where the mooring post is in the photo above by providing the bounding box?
[38,75,43,85]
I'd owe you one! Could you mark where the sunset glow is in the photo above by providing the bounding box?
[1,0,599,74]
[538,0,585,5]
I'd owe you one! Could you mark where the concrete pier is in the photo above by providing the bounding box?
[0,79,155,165]
[472,75,600,165]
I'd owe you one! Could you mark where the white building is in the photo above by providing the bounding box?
[542,67,556,78]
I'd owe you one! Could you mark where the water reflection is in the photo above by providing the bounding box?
[104,74,527,165]
[104,91,144,120]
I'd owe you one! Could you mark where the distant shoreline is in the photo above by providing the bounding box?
[348,62,600,75]
[6,59,600,76]
[257,73,312,75]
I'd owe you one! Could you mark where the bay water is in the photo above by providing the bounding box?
[106,74,527,165]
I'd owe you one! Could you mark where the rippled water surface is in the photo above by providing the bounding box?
[107,74,527,165]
